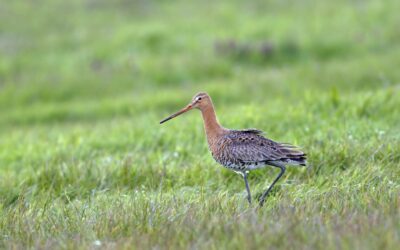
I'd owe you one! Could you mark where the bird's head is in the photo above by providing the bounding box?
[160,92,211,124]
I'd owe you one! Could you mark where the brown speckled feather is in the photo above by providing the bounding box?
[211,129,306,171]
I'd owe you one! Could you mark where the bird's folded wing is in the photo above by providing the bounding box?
[222,133,304,163]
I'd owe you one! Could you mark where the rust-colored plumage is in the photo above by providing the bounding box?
[160,92,306,206]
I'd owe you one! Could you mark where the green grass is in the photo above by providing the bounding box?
[1,0,400,249]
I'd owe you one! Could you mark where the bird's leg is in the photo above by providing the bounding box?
[259,164,286,207]
[242,171,252,204]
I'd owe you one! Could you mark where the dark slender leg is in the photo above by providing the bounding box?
[259,164,286,207]
[242,172,252,204]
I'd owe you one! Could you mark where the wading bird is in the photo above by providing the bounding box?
[160,92,306,206]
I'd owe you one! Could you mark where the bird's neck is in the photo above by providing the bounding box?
[200,104,225,142]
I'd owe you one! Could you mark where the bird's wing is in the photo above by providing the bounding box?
[222,131,305,164]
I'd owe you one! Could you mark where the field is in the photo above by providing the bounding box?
[1,0,400,249]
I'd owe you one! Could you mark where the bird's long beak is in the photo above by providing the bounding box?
[160,104,193,124]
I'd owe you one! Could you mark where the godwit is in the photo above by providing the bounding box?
[160,92,306,206]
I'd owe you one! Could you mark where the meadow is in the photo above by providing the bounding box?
[0,0,400,249]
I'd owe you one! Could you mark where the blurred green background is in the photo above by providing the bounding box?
[1,0,399,249]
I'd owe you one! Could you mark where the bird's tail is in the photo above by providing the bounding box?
[278,143,307,166]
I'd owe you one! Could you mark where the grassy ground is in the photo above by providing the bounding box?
[1,0,400,249]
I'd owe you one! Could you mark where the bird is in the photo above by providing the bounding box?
[160,92,306,206]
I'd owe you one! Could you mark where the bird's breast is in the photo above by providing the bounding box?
[207,137,227,161]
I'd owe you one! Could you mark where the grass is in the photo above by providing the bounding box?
[1,0,400,249]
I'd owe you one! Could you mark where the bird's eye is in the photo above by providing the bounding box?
[197,97,202,101]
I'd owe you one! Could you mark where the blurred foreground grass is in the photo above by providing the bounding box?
[0,0,400,249]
